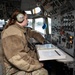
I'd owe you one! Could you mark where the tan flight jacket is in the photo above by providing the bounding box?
[1,24,45,75]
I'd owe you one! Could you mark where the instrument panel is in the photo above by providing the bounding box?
[51,10,75,57]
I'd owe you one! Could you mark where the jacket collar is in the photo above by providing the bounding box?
[13,24,27,33]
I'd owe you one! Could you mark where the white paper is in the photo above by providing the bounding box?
[36,44,57,50]
[37,49,66,61]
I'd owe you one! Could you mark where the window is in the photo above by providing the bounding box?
[25,11,32,14]
[27,19,33,28]
[48,18,51,34]
[0,19,5,30]
[0,19,5,27]
[32,7,41,14]
[35,18,46,34]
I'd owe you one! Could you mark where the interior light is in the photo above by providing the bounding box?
[70,36,73,39]
[69,40,73,44]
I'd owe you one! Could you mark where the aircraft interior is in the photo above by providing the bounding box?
[0,0,75,75]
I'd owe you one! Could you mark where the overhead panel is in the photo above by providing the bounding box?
[36,0,75,15]
[21,0,37,10]
[69,0,75,10]
[0,0,21,19]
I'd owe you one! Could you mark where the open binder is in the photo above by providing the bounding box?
[37,49,66,61]
[36,44,66,61]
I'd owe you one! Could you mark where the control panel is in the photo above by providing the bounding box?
[51,10,75,57]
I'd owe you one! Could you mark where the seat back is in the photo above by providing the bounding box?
[0,39,6,75]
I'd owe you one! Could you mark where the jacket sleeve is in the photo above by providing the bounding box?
[27,28,45,44]
[2,35,43,72]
